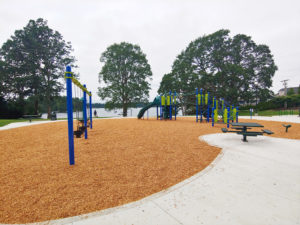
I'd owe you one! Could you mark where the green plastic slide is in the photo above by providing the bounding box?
[137,97,160,119]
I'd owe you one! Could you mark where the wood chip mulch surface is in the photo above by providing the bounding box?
[0,117,299,223]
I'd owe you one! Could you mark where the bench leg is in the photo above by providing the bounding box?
[242,135,247,142]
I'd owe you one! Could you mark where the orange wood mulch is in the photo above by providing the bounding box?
[0,117,299,223]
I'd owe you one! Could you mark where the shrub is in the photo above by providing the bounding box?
[0,98,23,119]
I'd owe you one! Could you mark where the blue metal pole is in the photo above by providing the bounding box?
[227,107,230,128]
[89,92,92,129]
[66,66,74,165]
[212,107,214,127]
[174,91,177,120]
[196,88,198,122]
[236,106,239,123]
[169,90,172,120]
[200,88,203,122]
[231,105,234,122]
[83,84,88,139]
[207,92,210,123]
[160,95,162,120]
[214,97,216,109]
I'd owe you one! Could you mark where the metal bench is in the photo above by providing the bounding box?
[221,128,228,133]
[237,131,263,136]
[232,127,252,130]
[262,129,274,135]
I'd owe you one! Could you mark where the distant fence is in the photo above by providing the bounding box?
[278,108,300,116]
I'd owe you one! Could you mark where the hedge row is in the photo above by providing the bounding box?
[239,94,300,111]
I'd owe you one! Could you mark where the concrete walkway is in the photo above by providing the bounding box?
[1,117,300,225]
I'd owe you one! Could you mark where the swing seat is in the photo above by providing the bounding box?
[74,125,86,138]
[78,125,87,132]
[74,130,82,138]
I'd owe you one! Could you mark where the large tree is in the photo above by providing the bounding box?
[0,18,76,117]
[0,60,8,99]
[159,29,277,109]
[98,42,152,116]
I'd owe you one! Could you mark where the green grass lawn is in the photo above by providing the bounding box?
[0,118,47,127]
[239,109,299,117]
[0,117,112,127]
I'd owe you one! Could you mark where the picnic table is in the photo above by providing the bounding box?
[221,122,273,142]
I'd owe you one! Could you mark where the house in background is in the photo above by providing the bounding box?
[278,86,299,96]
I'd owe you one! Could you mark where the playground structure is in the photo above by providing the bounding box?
[138,88,238,127]
[65,66,93,165]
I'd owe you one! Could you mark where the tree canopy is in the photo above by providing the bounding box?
[98,42,152,116]
[287,88,295,96]
[0,18,75,117]
[158,29,277,107]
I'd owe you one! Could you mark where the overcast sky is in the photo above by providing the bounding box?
[1,0,299,102]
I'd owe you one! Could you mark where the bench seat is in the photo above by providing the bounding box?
[262,129,274,135]
[237,131,263,136]
[232,127,252,130]
[221,128,228,133]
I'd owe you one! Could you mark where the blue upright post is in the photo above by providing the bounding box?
[160,95,163,120]
[200,88,203,122]
[174,91,177,120]
[83,84,88,139]
[214,97,216,109]
[207,92,210,123]
[236,106,239,123]
[169,90,172,120]
[227,107,230,128]
[231,105,234,122]
[212,107,214,127]
[66,66,74,165]
[196,88,198,122]
[89,92,92,129]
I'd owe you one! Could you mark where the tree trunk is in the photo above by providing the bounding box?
[181,104,186,116]
[123,104,128,117]
[34,98,39,115]
[47,105,51,119]
[46,72,51,119]
[46,93,51,119]
[18,94,25,116]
